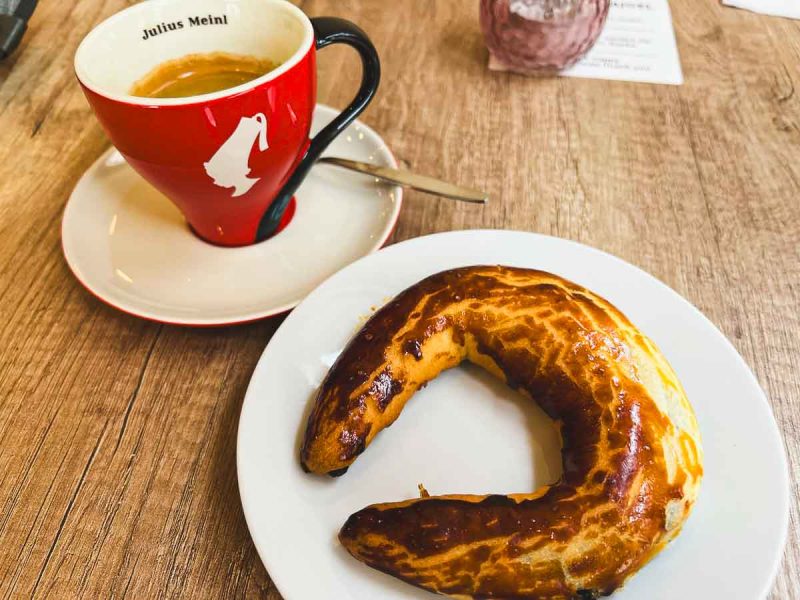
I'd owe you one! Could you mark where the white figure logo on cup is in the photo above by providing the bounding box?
[204,113,269,197]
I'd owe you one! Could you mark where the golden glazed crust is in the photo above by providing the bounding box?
[300,266,703,599]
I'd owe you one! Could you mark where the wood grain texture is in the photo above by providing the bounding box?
[0,0,797,598]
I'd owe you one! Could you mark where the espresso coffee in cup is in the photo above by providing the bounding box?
[130,52,281,98]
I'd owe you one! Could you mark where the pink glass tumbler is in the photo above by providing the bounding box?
[480,0,610,74]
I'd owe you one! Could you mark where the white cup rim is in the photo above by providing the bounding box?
[74,0,314,107]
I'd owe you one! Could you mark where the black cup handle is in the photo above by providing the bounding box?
[255,17,381,242]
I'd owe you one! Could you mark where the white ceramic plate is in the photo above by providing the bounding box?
[61,104,402,325]
[237,230,789,599]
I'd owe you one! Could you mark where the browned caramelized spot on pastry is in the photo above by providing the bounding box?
[403,338,423,360]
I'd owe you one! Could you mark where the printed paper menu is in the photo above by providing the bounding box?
[562,0,684,86]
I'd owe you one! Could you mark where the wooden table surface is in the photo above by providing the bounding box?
[0,0,798,598]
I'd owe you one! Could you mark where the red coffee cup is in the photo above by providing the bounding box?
[75,0,380,246]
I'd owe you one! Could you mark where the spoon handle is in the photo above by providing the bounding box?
[318,157,488,204]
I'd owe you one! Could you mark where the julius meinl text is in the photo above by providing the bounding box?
[142,15,228,41]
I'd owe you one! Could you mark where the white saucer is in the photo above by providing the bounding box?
[61,104,402,326]
[237,230,789,600]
